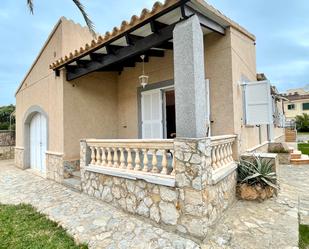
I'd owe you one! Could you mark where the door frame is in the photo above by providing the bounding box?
[23,105,49,170]
[137,79,174,139]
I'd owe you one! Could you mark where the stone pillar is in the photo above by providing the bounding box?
[174,137,237,238]
[173,15,207,138]
[174,137,212,238]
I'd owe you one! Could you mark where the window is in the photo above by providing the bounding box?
[287,104,295,110]
[303,103,309,110]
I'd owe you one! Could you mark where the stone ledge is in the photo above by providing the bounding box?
[211,162,237,185]
[86,165,176,187]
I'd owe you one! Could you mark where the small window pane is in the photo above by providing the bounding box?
[288,104,295,110]
[303,103,309,110]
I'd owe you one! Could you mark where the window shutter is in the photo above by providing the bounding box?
[141,89,163,139]
[244,80,273,125]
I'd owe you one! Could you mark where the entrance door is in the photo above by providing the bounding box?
[30,113,47,173]
[164,90,176,138]
[141,89,163,139]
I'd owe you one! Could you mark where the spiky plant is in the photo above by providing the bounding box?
[26,0,96,37]
[238,156,278,189]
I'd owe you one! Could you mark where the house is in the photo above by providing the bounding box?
[281,86,309,121]
[15,0,285,240]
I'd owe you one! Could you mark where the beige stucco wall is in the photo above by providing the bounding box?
[284,99,309,120]
[228,27,284,154]
[16,17,94,156]
[15,21,64,153]
[63,72,118,160]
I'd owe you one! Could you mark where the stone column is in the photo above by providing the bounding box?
[174,137,212,238]
[173,15,207,138]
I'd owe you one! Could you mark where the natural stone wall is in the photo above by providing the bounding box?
[80,138,237,240]
[15,147,24,168]
[0,146,14,160]
[46,152,64,183]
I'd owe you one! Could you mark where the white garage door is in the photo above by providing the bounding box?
[30,113,47,173]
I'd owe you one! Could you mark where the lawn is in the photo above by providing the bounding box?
[298,143,309,155]
[300,224,309,249]
[0,203,88,249]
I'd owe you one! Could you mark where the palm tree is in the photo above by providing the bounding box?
[26,0,95,36]
[295,113,309,132]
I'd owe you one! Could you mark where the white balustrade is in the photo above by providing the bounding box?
[86,139,175,176]
[210,135,236,169]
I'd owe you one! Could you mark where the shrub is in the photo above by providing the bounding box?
[295,113,309,132]
[238,156,278,189]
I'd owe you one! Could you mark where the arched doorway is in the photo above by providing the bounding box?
[23,106,48,173]
[29,113,47,173]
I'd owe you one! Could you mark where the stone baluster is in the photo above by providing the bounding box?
[127,148,133,170]
[90,146,96,165]
[143,149,149,172]
[171,151,175,175]
[161,149,168,175]
[119,148,126,169]
[228,142,233,161]
[216,144,222,167]
[221,143,227,164]
[101,147,107,166]
[107,148,112,167]
[151,149,158,173]
[134,149,141,171]
[95,147,101,165]
[211,146,217,169]
[113,148,119,168]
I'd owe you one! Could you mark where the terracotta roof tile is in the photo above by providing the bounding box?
[50,0,256,70]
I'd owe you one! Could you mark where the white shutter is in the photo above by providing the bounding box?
[141,89,163,139]
[244,80,273,125]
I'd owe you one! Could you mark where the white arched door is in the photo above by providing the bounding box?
[30,113,47,173]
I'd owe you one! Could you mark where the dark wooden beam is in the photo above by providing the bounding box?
[67,23,176,81]
[125,34,143,45]
[156,41,173,50]
[76,60,89,68]
[150,20,168,33]
[106,45,125,54]
[181,5,225,35]
[145,49,165,57]
[90,53,104,62]
[96,65,124,72]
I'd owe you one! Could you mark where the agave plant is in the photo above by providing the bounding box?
[238,156,278,189]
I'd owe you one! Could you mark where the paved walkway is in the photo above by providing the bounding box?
[203,164,309,249]
[0,160,308,249]
[0,160,198,249]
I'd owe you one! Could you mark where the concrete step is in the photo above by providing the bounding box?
[291,152,302,159]
[63,177,81,192]
[71,170,81,179]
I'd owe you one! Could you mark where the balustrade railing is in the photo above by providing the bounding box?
[85,139,175,177]
[210,135,236,169]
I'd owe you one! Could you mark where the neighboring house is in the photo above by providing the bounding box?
[281,86,309,121]
[14,0,285,239]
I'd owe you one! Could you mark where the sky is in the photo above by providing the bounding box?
[0,0,308,105]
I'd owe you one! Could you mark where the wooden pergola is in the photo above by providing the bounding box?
[52,0,226,81]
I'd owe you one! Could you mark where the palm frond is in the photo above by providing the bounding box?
[27,0,34,14]
[72,0,96,38]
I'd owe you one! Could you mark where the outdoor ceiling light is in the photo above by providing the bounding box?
[139,55,149,88]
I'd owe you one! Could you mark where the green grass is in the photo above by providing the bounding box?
[298,143,309,155]
[300,224,309,249]
[298,132,309,135]
[0,203,88,249]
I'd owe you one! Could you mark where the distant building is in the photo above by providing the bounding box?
[281,86,309,121]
